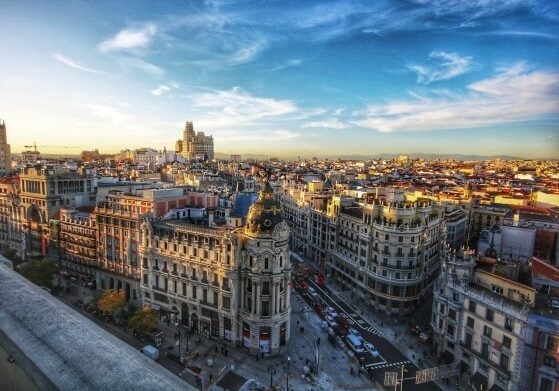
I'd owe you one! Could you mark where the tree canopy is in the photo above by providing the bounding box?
[128,307,158,334]
[97,289,126,316]
[19,259,57,288]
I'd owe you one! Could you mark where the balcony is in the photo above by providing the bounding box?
[152,286,168,293]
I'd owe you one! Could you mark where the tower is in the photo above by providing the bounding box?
[240,180,291,355]
[0,120,11,176]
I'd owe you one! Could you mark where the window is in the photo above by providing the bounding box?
[539,377,553,391]
[182,283,186,296]
[492,285,503,295]
[192,286,197,299]
[481,342,489,359]
[483,325,492,338]
[464,332,473,348]
[546,336,559,352]
[448,308,456,320]
[447,324,455,337]
[544,356,556,368]
[502,335,512,349]
[398,236,403,243]
[222,296,231,310]
[265,258,269,270]
[486,308,494,322]
[143,274,148,284]
[505,317,513,331]
[469,301,476,313]
[439,303,446,314]
[499,354,510,371]
[262,300,270,316]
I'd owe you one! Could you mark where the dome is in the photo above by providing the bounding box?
[245,181,283,235]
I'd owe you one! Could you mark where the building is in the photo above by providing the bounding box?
[59,208,97,283]
[96,188,194,303]
[139,182,291,355]
[19,165,97,259]
[0,176,23,257]
[467,206,508,247]
[134,147,159,168]
[329,189,446,317]
[444,206,468,250]
[0,119,11,175]
[80,149,102,162]
[176,121,214,161]
[432,250,535,391]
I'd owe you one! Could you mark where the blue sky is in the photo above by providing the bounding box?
[1,0,558,158]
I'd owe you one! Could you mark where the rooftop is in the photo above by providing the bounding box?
[0,259,195,391]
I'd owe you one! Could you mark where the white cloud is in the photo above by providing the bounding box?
[120,57,164,77]
[410,51,473,84]
[302,119,349,129]
[99,24,157,52]
[79,103,131,123]
[354,64,559,132]
[192,87,297,128]
[151,85,171,96]
[52,52,99,74]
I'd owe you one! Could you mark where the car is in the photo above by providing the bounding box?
[346,334,365,354]
[364,342,380,357]
[348,328,361,338]
[319,320,328,330]
[326,307,338,318]
[551,299,559,310]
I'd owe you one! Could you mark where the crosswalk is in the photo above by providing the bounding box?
[366,360,411,369]
[365,326,382,336]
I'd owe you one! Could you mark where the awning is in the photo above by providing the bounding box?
[470,372,488,391]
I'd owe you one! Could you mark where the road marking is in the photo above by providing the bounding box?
[366,360,411,369]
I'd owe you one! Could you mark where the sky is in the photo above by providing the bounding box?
[0,0,558,158]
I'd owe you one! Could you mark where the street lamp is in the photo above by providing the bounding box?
[286,356,291,391]
[269,364,276,389]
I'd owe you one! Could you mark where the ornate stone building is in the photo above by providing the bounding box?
[59,208,97,282]
[0,119,11,176]
[175,121,214,161]
[139,182,291,355]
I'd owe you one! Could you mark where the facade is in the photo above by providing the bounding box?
[176,121,214,161]
[59,208,97,282]
[0,176,23,257]
[0,120,11,175]
[432,251,534,391]
[330,190,445,317]
[96,188,194,303]
[444,206,468,250]
[139,183,291,355]
[468,206,508,246]
[19,165,97,258]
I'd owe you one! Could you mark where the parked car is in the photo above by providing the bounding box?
[319,320,328,330]
[141,345,160,361]
[326,307,338,318]
[364,342,380,357]
[348,328,361,338]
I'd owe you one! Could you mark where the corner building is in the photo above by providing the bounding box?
[140,183,291,355]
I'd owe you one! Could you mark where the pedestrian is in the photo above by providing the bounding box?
[221,346,224,354]
[215,346,218,354]
[224,348,228,357]
[350,367,354,376]
[209,373,213,383]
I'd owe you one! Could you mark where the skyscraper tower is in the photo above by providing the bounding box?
[0,120,12,176]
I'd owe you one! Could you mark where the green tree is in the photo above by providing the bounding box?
[19,259,58,288]
[97,289,126,317]
[128,307,158,335]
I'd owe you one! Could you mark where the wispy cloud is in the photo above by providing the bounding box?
[151,83,180,96]
[302,119,349,129]
[99,23,157,52]
[191,87,297,128]
[410,51,473,84]
[52,52,100,74]
[354,63,559,132]
[120,57,164,77]
[262,59,304,73]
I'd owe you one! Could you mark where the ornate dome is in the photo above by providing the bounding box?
[245,181,283,235]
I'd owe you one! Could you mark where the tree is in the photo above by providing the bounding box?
[97,289,126,317]
[128,307,158,335]
[19,259,58,288]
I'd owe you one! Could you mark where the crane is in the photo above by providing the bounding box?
[24,142,81,152]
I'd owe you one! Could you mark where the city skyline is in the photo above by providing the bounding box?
[1,1,558,158]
